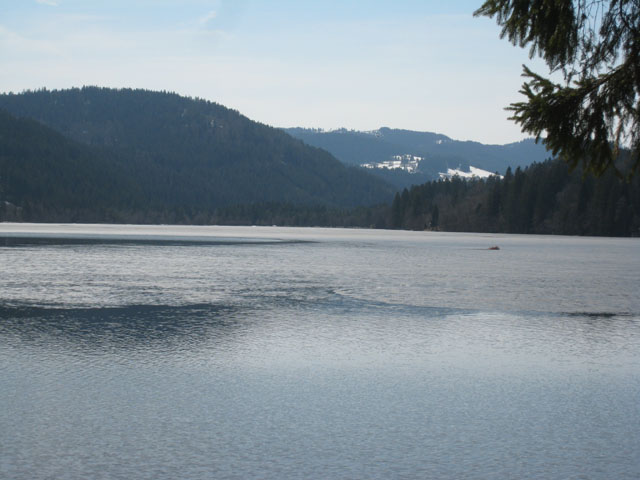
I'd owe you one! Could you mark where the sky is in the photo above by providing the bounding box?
[0,0,552,145]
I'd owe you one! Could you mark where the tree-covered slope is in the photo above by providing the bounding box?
[285,127,550,179]
[183,157,640,236]
[388,158,640,236]
[0,88,393,212]
[0,108,143,221]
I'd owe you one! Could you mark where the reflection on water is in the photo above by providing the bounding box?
[0,304,243,358]
[2,303,638,375]
[1,225,639,479]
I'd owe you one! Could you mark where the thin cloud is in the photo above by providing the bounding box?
[36,0,59,6]
[0,25,61,55]
[198,10,217,26]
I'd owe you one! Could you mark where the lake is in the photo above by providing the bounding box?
[1,223,639,479]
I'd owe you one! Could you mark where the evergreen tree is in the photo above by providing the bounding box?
[430,204,439,229]
[475,0,640,178]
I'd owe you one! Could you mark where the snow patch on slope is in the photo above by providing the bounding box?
[439,166,501,180]
[361,154,423,173]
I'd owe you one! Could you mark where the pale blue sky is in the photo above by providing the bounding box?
[0,0,551,144]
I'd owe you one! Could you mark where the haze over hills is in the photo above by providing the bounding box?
[0,87,394,222]
[286,127,551,189]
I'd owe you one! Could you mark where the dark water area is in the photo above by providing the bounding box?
[1,224,639,479]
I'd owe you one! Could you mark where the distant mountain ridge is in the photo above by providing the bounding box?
[2,94,636,235]
[0,88,394,222]
[285,127,551,188]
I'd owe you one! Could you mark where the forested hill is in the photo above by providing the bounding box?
[0,87,393,221]
[388,158,640,237]
[1,88,636,236]
[0,108,142,221]
[201,158,640,236]
[285,127,549,179]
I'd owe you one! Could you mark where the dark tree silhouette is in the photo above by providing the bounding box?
[475,0,640,178]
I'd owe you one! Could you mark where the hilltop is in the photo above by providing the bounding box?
[286,127,550,189]
[0,88,393,222]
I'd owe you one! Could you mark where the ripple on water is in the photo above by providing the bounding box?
[1,226,639,479]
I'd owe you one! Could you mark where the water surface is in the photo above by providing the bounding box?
[1,224,639,479]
